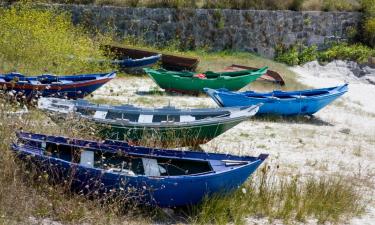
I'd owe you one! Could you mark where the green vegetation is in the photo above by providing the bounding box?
[275,45,318,66]
[0,0,363,11]
[191,166,364,225]
[362,0,375,47]
[275,43,375,65]
[0,3,113,75]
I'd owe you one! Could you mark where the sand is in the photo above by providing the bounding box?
[91,64,375,224]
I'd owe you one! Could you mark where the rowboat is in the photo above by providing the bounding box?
[103,45,161,72]
[222,64,285,86]
[204,84,348,116]
[12,132,268,207]
[0,72,116,99]
[104,45,199,71]
[38,98,260,147]
[144,67,268,93]
[161,54,199,71]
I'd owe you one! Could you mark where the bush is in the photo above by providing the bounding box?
[299,45,318,64]
[0,3,112,75]
[318,43,375,63]
[275,45,300,66]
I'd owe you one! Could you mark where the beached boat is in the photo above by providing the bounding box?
[204,84,348,116]
[104,45,199,71]
[144,67,268,93]
[0,72,116,99]
[222,64,285,86]
[12,132,268,207]
[38,98,260,147]
[103,45,161,72]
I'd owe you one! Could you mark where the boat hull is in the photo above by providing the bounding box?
[0,72,115,99]
[145,68,267,93]
[205,84,348,116]
[98,118,245,146]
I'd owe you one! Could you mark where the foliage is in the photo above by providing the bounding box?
[0,0,363,11]
[0,3,113,75]
[275,45,300,66]
[318,43,375,63]
[322,0,360,11]
[362,0,375,47]
[299,45,318,64]
[191,165,364,224]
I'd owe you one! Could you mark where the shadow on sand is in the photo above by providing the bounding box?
[253,114,334,126]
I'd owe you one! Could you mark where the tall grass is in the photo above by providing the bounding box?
[191,166,365,224]
[0,3,113,75]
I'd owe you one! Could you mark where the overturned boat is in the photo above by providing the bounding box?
[204,84,348,116]
[12,132,268,207]
[0,71,116,99]
[38,98,260,147]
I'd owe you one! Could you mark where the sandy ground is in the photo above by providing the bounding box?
[90,67,375,224]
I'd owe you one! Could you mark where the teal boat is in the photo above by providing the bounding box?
[144,67,268,93]
[38,98,260,147]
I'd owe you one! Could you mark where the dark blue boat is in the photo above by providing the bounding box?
[0,72,116,99]
[111,54,161,69]
[12,132,267,207]
[204,84,348,116]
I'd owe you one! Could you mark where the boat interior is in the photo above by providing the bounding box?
[43,142,214,176]
[244,89,331,99]
[76,107,230,123]
[0,73,101,84]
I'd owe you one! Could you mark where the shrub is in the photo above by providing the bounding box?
[363,18,375,47]
[0,3,112,75]
[318,43,375,63]
[275,45,300,66]
[322,0,360,11]
[299,45,318,64]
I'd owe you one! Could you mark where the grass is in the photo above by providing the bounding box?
[190,166,365,224]
[0,3,369,225]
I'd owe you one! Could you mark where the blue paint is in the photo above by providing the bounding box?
[204,84,348,116]
[12,132,267,207]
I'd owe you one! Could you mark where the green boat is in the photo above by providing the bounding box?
[144,67,268,93]
[38,98,260,147]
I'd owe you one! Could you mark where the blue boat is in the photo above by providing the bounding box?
[0,72,116,99]
[204,84,348,116]
[12,132,268,207]
[111,54,161,70]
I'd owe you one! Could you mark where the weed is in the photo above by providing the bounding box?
[191,165,365,224]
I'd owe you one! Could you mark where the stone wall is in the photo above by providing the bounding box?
[55,4,362,58]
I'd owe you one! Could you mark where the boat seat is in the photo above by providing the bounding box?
[80,150,94,168]
[180,115,195,122]
[93,110,108,119]
[290,95,306,98]
[142,158,166,176]
[138,114,153,123]
[29,80,41,85]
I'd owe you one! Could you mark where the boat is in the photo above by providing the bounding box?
[0,72,116,99]
[38,98,261,147]
[144,67,268,94]
[103,45,161,72]
[12,132,268,207]
[222,64,285,86]
[104,45,199,71]
[161,54,199,71]
[204,84,348,116]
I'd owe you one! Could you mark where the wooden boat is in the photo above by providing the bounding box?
[38,98,260,147]
[104,45,199,71]
[0,72,116,99]
[204,84,348,116]
[161,54,199,71]
[144,67,268,94]
[12,132,268,207]
[103,45,161,72]
[222,64,285,86]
